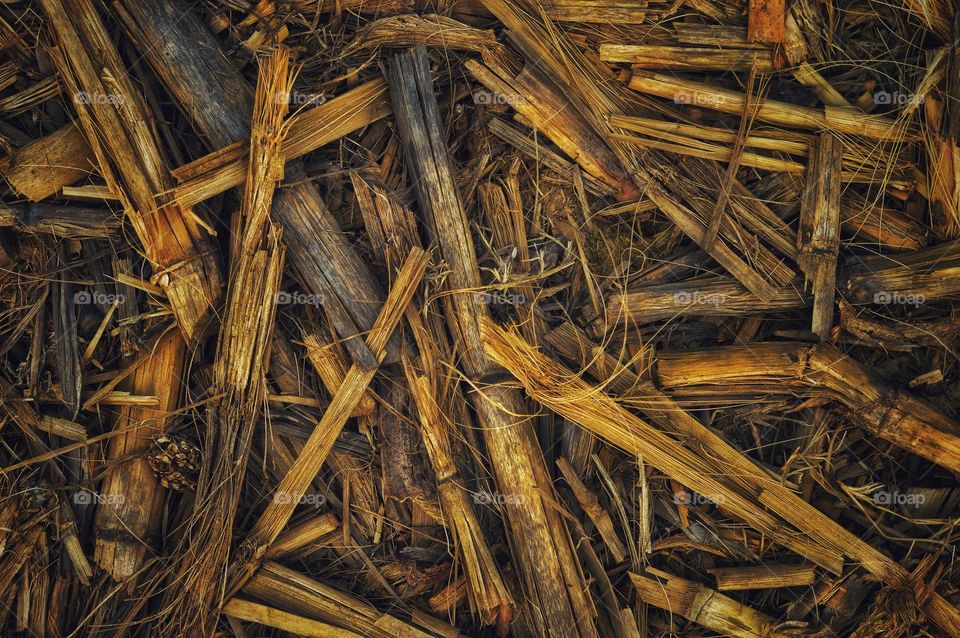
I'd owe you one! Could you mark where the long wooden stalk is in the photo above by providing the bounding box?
[159,48,290,637]
[842,241,960,303]
[652,341,960,474]
[628,71,913,141]
[0,202,117,238]
[600,45,777,72]
[388,46,597,638]
[601,276,808,325]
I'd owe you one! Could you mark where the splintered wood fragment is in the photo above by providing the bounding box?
[346,14,497,53]
[838,300,960,350]
[115,0,395,366]
[161,48,290,635]
[238,247,427,574]
[628,71,912,141]
[748,0,785,44]
[59,185,119,200]
[542,0,648,22]
[840,192,925,250]
[557,457,627,563]
[600,277,808,325]
[37,416,86,441]
[481,318,960,637]
[301,331,377,417]
[92,332,185,580]
[707,564,817,590]
[798,134,843,339]
[653,342,960,473]
[843,241,960,304]
[51,256,81,415]
[171,80,392,208]
[40,0,222,343]
[599,45,776,72]
[609,116,909,186]
[389,46,597,638]
[243,562,436,638]
[266,513,339,559]
[0,122,94,201]
[630,571,798,637]
[0,202,117,238]
[466,57,636,200]
[224,598,362,638]
[486,118,616,197]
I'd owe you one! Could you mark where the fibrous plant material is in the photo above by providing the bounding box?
[159,46,290,635]
[388,46,598,638]
[39,0,223,343]
[2,0,960,635]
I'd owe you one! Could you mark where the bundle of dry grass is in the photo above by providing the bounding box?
[0,0,958,636]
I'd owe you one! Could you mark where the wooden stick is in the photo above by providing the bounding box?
[93,330,185,580]
[243,561,436,638]
[707,564,817,590]
[842,241,960,304]
[0,122,94,201]
[600,45,777,72]
[0,202,117,238]
[628,71,913,141]
[160,48,290,635]
[798,134,843,339]
[224,598,363,637]
[557,457,628,563]
[631,571,798,637]
[600,276,808,325]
